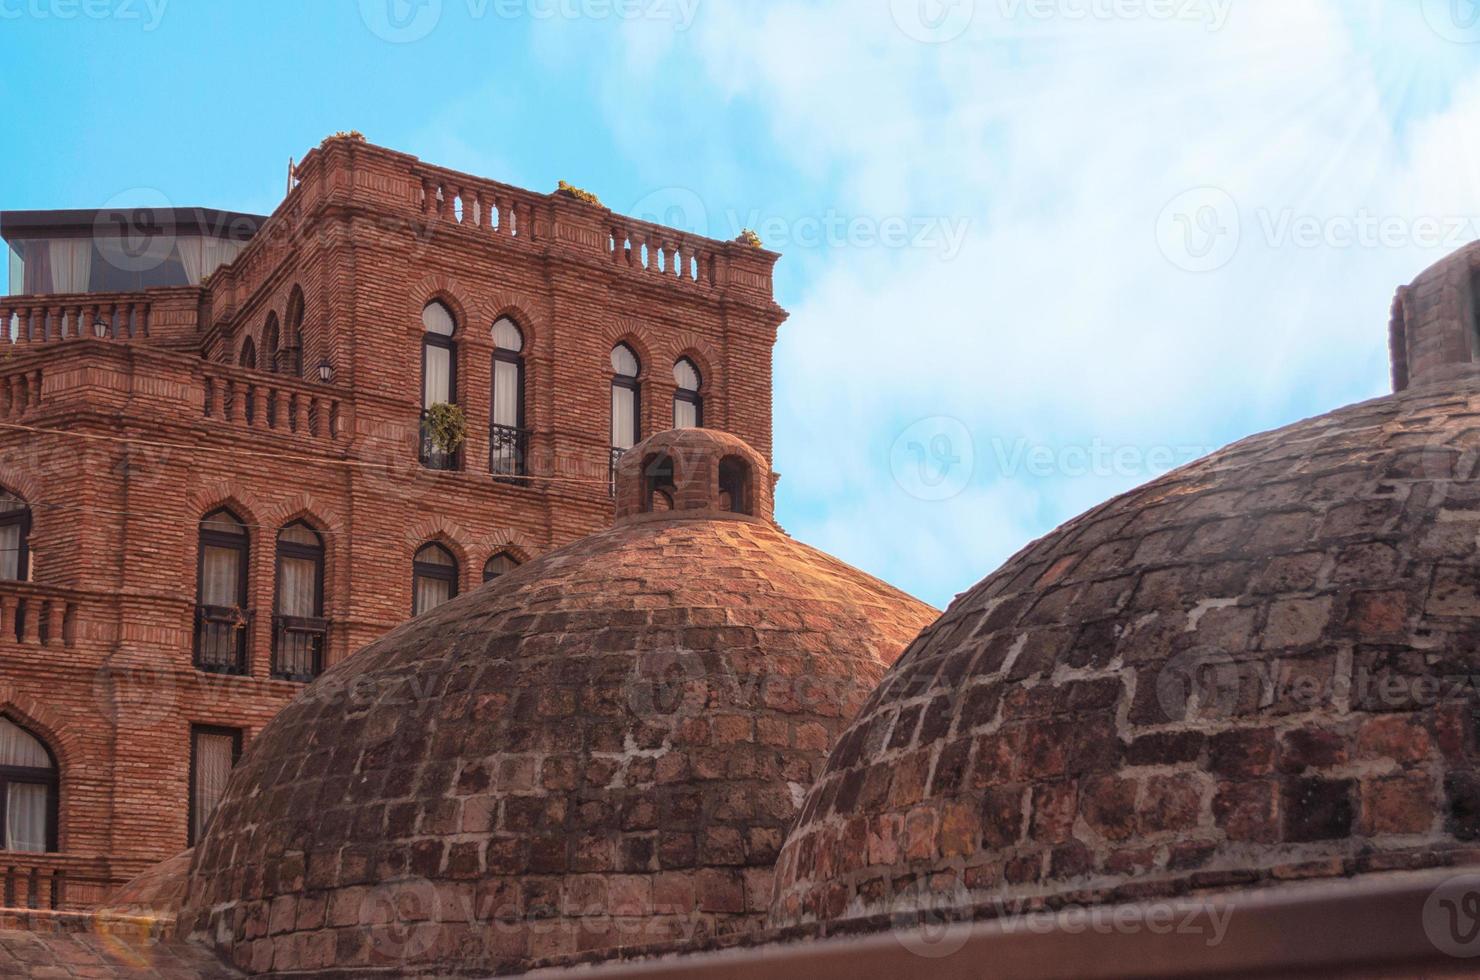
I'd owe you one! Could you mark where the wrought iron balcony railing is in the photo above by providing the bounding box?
[194,605,249,675]
[272,615,327,682]
[490,424,529,482]
[419,412,461,472]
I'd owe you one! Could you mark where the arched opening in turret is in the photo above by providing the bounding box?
[643,454,676,512]
[718,456,752,515]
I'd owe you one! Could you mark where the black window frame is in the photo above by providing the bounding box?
[283,286,305,378]
[188,724,242,847]
[263,313,280,375]
[412,543,459,617]
[0,493,31,583]
[482,551,521,583]
[0,716,59,854]
[239,336,256,370]
[420,304,460,471]
[673,357,704,429]
[194,509,250,676]
[490,322,528,479]
[272,522,327,683]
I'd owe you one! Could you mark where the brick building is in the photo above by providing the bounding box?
[0,133,785,904]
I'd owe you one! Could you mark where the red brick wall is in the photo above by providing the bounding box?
[0,136,785,897]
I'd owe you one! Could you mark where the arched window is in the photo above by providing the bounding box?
[273,522,326,682]
[0,717,57,853]
[413,543,458,616]
[262,314,280,374]
[239,337,256,370]
[0,489,31,582]
[719,456,753,515]
[673,358,703,429]
[491,318,526,477]
[189,724,240,847]
[283,287,305,377]
[644,454,676,512]
[195,509,249,675]
[610,344,641,489]
[421,302,459,470]
[483,552,521,583]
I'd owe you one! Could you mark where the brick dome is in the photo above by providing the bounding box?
[772,380,1480,929]
[176,429,936,976]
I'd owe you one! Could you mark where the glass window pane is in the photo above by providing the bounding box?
[611,344,639,377]
[201,545,241,606]
[612,386,637,449]
[192,731,237,843]
[0,523,19,581]
[414,575,453,616]
[278,556,319,618]
[0,492,26,515]
[674,398,698,430]
[0,718,51,769]
[422,302,456,336]
[279,524,319,547]
[6,783,48,853]
[492,318,523,352]
[424,344,452,407]
[493,360,521,428]
[415,544,454,567]
[484,554,518,582]
[674,358,700,391]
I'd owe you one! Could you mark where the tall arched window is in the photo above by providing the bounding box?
[262,314,280,374]
[273,522,326,682]
[413,543,458,616]
[491,318,526,477]
[0,717,57,853]
[196,509,249,675]
[673,358,703,429]
[283,287,305,377]
[239,337,257,370]
[610,344,641,489]
[483,552,521,583]
[421,302,459,470]
[0,489,31,582]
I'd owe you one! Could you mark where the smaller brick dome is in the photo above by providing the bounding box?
[772,379,1480,930]
[177,428,936,976]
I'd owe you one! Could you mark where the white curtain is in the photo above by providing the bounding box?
[0,525,19,581]
[493,360,520,427]
[674,399,698,430]
[414,576,452,616]
[612,386,637,449]
[424,345,451,408]
[192,732,236,842]
[277,556,317,617]
[6,783,47,853]
[178,238,244,286]
[0,719,51,769]
[200,545,240,607]
[47,240,92,294]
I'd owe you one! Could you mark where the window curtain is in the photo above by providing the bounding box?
[414,575,451,616]
[46,240,92,294]
[674,399,698,430]
[611,387,636,449]
[6,783,47,853]
[0,719,50,769]
[200,545,241,607]
[193,732,235,842]
[424,345,451,408]
[178,238,244,286]
[278,556,317,618]
[493,360,520,428]
[0,524,20,581]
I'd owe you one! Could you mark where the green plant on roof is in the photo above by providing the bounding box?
[736,229,763,248]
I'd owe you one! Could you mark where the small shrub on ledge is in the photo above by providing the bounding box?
[556,181,604,208]
[423,402,468,456]
[736,229,763,248]
[322,131,367,146]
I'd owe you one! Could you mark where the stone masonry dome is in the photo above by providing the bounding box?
[772,378,1480,930]
[177,428,936,976]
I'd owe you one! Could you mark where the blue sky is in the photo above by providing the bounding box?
[5,0,1480,608]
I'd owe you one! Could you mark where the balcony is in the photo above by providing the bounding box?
[419,411,461,472]
[193,605,248,675]
[271,615,326,683]
[202,363,344,445]
[0,582,83,650]
[490,423,529,483]
[0,853,118,911]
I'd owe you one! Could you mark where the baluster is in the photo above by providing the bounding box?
[0,595,14,641]
[30,371,40,410]
[21,599,39,645]
[293,394,308,434]
[224,379,238,423]
[265,387,278,430]
[45,602,63,647]
[62,601,77,647]
[308,397,320,437]
[139,303,150,338]
[469,190,482,228]
[421,177,433,214]
[50,870,62,910]
[329,401,341,440]
[204,377,215,418]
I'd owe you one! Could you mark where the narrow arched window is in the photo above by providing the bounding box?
[284,287,305,377]
[610,344,641,490]
[195,509,249,675]
[263,314,280,374]
[491,318,526,477]
[483,552,520,583]
[273,522,326,682]
[719,456,753,515]
[0,717,57,853]
[189,724,240,846]
[413,543,458,616]
[421,302,458,470]
[239,337,256,370]
[644,454,677,512]
[0,489,32,582]
[673,358,703,429]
